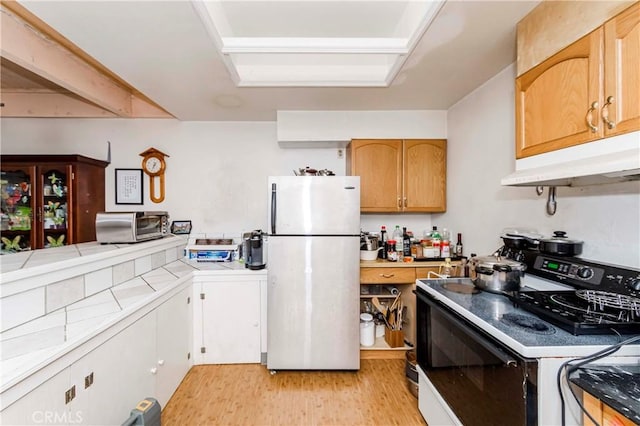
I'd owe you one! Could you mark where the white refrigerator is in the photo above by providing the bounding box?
[267,176,361,370]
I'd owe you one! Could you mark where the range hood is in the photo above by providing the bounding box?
[501,135,640,187]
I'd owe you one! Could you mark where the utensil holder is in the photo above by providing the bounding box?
[384,327,404,348]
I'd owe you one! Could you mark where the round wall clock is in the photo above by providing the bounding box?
[139,148,169,203]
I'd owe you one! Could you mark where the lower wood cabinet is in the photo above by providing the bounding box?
[360,262,462,357]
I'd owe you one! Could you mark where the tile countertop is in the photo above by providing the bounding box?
[570,364,640,424]
[0,237,266,392]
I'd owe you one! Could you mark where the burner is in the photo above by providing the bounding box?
[501,313,556,335]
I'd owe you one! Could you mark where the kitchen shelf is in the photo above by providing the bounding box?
[360,294,397,299]
[360,336,412,359]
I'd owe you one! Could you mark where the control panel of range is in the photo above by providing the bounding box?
[531,255,640,295]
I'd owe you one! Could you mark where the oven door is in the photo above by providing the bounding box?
[416,287,538,426]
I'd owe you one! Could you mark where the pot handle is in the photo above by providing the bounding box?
[493,264,513,273]
[475,266,495,275]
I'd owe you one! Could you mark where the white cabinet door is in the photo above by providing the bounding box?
[156,287,192,407]
[0,368,72,425]
[200,280,261,364]
[70,312,157,425]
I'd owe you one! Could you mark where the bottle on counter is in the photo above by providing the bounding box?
[380,226,388,259]
[430,226,441,258]
[386,239,398,261]
[441,228,451,258]
[455,233,463,257]
[392,225,403,254]
[402,227,411,257]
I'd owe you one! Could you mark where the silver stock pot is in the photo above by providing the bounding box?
[469,255,527,294]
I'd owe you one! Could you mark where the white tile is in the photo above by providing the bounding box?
[77,243,117,257]
[85,267,113,296]
[66,290,120,323]
[151,251,166,269]
[164,260,197,277]
[46,276,84,313]
[134,256,152,276]
[1,325,65,360]
[0,251,32,273]
[111,278,155,309]
[165,247,178,263]
[1,345,63,385]
[113,260,135,285]
[0,287,46,332]
[24,245,80,268]
[141,268,177,291]
[66,312,119,341]
[1,309,66,339]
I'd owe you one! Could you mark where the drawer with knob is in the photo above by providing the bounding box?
[360,267,416,284]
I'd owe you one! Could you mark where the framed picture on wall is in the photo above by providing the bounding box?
[115,168,143,205]
[171,220,192,234]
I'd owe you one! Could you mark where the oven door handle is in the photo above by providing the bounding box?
[417,291,520,367]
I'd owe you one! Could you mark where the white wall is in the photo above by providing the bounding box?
[0,119,343,236]
[440,64,640,268]
[1,113,446,238]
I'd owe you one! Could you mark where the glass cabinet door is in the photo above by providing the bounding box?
[1,168,35,252]
[41,167,70,248]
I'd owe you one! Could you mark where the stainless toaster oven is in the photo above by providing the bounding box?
[96,211,169,243]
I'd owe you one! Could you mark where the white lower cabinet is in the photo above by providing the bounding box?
[0,368,72,425]
[71,312,157,426]
[194,277,263,364]
[0,285,192,425]
[155,286,192,407]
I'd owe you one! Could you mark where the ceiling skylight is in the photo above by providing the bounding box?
[192,0,446,87]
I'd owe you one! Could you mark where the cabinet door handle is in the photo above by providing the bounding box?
[601,96,615,129]
[397,197,402,208]
[150,367,158,375]
[380,273,395,278]
[585,101,599,133]
[158,359,165,366]
[403,197,407,207]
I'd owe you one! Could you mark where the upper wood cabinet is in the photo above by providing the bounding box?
[604,2,640,137]
[515,2,639,159]
[347,139,446,213]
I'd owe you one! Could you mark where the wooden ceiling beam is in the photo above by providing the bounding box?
[0,92,118,117]
[0,2,173,118]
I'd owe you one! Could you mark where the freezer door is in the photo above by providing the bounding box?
[268,176,360,235]
[267,236,360,370]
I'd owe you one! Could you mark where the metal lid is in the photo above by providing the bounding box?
[473,255,527,271]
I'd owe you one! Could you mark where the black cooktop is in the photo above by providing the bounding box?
[499,249,640,335]
[511,290,640,335]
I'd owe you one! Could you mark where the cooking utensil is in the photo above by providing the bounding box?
[538,231,583,256]
[469,255,526,294]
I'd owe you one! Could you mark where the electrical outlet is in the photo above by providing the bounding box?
[337,149,344,159]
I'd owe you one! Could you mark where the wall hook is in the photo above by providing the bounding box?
[536,186,544,196]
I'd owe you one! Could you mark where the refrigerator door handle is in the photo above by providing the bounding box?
[271,183,277,234]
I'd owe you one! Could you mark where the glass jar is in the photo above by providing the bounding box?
[386,239,398,261]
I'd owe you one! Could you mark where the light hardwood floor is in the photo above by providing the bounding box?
[161,359,426,426]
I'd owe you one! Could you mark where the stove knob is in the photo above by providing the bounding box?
[628,278,640,291]
[576,267,593,280]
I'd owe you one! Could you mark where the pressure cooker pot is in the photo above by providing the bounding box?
[469,255,527,294]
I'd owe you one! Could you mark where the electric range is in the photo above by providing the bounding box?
[500,248,640,336]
